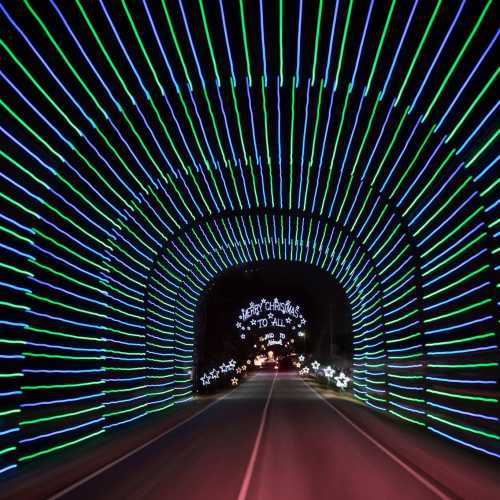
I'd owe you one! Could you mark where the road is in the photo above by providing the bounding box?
[43,372,478,500]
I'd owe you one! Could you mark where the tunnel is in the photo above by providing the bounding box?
[0,1,498,499]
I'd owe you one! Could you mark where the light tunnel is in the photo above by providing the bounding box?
[0,0,498,478]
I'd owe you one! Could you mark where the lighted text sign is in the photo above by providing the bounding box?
[235,298,306,344]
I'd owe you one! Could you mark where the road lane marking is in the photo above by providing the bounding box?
[48,387,240,500]
[237,373,277,500]
[305,380,453,500]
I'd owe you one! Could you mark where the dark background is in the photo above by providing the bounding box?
[195,261,352,374]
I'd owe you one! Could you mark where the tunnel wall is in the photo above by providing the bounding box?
[0,0,498,476]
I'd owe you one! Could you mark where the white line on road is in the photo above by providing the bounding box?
[48,387,240,500]
[305,380,452,500]
[237,373,277,500]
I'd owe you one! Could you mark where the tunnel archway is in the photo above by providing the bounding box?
[143,209,413,410]
[0,0,497,476]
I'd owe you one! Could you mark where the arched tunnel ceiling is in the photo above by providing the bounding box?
[0,0,498,471]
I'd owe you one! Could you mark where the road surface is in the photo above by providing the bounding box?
[43,372,480,500]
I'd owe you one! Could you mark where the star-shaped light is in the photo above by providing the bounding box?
[236,367,241,374]
[302,366,310,375]
[311,361,320,371]
[251,319,256,325]
[324,366,334,378]
[200,373,211,386]
[335,371,351,390]
[241,334,246,339]
[298,355,305,362]
[231,377,239,386]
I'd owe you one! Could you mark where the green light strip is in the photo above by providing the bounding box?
[19,430,105,462]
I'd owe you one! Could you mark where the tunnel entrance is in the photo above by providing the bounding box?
[194,262,351,390]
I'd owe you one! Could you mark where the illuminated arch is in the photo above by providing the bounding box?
[144,211,397,406]
[0,0,497,471]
